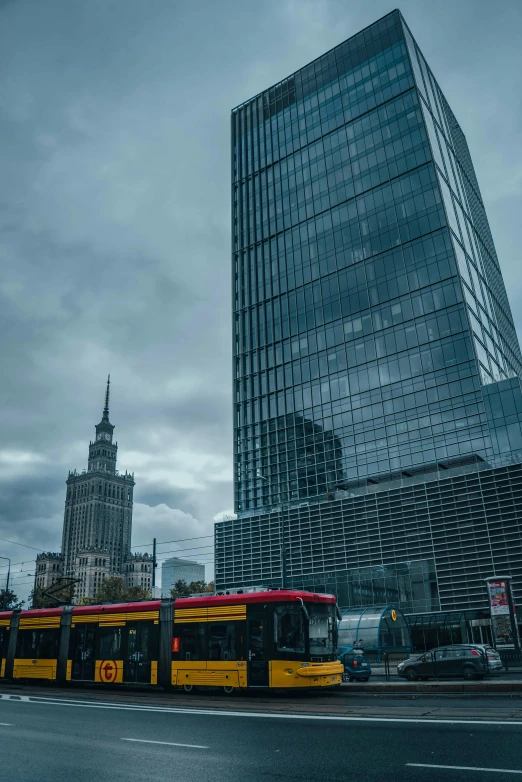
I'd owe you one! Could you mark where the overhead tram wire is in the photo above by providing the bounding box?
[131,533,214,549]
[0,537,43,552]
[0,536,216,570]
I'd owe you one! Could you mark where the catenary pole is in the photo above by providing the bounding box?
[0,557,11,609]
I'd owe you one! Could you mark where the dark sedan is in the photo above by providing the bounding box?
[397,644,502,681]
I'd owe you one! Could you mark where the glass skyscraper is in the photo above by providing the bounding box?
[219,11,522,635]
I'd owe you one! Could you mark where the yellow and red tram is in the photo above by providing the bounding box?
[0,590,343,692]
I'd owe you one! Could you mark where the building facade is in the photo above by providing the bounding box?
[161,557,206,597]
[74,550,111,603]
[34,553,64,591]
[217,11,522,634]
[124,553,154,593]
[33,378,144,603]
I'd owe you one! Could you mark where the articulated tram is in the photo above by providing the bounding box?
[0,590,343,692]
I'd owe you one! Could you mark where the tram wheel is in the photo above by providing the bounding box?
[223,685,235,695]
[183,684,195,693]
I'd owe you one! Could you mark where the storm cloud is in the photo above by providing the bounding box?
[1,0,521,600]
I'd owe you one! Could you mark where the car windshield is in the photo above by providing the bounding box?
[307,604,338,656]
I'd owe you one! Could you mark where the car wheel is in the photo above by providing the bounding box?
[349,676,354,682]
[183,684,195,693]
[462,665,477,681]
[361,678,369,682]
[406,668,419,681]
[223,685,235,695]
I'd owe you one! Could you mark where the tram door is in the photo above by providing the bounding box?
[124,622,152,683]
[247,614,269,687]
[71,625,95,681]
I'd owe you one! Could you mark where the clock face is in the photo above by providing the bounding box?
[96,433,103,441]
[104,433,111,441]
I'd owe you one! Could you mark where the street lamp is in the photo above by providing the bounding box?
[256,470,287,589]
[0,556,11,609]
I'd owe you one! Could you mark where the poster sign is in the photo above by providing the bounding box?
[488,581,509,615]
[485,577,519,649]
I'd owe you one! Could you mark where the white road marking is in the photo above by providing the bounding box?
[0,723,12,726]
[1,693,522,727]
[122,738,208,749]
[407,763,522,774]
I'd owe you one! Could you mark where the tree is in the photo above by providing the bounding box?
[170,579,214,599]
[94,577,150,604]
[170,579,189,598]
[94,577,127,603]
[125,585,151,601]
[187,580,207,594]
[0,589,24,610]
[30,580,75,609]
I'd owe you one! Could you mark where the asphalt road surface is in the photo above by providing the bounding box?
[1,689,522,782]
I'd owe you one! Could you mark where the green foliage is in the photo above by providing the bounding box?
[30,580,75,608]
[187,580,207,594]
[94,576,150,604]
[0,589,24,610]
[170,579,189,598]
[170,579,214,599]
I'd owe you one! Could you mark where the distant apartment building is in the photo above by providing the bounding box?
[161,557,206,596]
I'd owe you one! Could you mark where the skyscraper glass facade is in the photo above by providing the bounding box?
[231,10,522,516]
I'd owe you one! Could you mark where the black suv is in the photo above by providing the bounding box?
[397,644,502,681]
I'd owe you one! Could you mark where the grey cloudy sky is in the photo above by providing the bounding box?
[1,0,521,601]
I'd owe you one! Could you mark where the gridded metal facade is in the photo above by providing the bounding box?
[216,461,522,613]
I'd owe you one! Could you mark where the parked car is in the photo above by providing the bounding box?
[397,644,503,681]
[338,647,372,682]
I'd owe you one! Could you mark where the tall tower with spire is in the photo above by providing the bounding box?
[58,377,136,600]
[87,376,117,473]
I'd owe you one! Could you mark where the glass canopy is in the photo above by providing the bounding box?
[338,605,412,651]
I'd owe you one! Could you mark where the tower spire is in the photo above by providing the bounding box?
[103,374,110,420]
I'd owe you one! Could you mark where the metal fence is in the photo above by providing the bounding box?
[342,649,522,682]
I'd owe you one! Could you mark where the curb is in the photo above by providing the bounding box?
[343,681,522,694]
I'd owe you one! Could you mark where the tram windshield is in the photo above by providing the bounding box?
[308,604,338,656]
[273,602,338,657]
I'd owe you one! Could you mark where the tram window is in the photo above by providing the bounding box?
[127,625,152,661]
[178,625,205,661]
[15,629,60,659]
[99,627,122,658]
[0,628,9,657]
[208,623,236,661]
[274,605,306,653]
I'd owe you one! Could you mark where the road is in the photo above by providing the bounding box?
[1,688,522,781]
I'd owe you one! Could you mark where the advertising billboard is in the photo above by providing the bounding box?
[488,581,509,615]
[485,577,519,649]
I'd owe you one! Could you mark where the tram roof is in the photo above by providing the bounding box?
[12,590,336,618]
